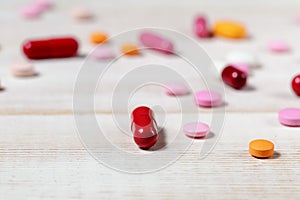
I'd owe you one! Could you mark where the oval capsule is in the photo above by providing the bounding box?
[140,32,174,54]
[221,65,247,89]
[194,15,210,38]
[291,74,300,96]
[22,37,79,59]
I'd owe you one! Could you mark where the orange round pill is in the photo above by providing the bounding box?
[90,32,108,44]
[249,139,274,158]
[213,20,246,39]
[121,44,140,56]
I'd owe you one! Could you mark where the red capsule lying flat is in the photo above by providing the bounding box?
[221,65,247,89]
[291,74,300,96]
[23,37,79,59]
[131,106,158,150]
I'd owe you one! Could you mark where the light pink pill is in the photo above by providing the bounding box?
[194,15,210,38]
[295,13,300,24]
[164,82,189,96]
[33,0,53,11]
[278,108,300,127]
[140,32,174,54]
[91,46,115,60]
[268,40,290,53]
[184,122,210,138]
[71,7,93,20]
[19,6,41,18]
[231,63,250,75]
[12,62,36,77]
[194,90,223,108]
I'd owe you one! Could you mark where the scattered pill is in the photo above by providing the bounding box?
[33,0,53,11]
[71,7,93,20]
[91,45,115,60]
[131,106,158,149]
[226,51,258,68]
[183,122,210,138]
[140,32,174,54]
[19,6,41,19]
[292,74,300,96]
[12,62,36,77]
[194,90,223,108]
[222,65,247,89]
[231,63,250,76]
[164,82,189,96]
[213,20,247,39]
[249,139,274,158]
[23,37,79,59]
[121,44,140,56]
[90,32,108,44]
[278,108,300,127]
[193,15,210,38]
[268,40,290,53]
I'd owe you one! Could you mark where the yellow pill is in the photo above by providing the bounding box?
[90,32,108,44]
[249,139,274,158]
[121,44,140,56]
[213,20,247,39]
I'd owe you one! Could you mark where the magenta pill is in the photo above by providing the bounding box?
[20,6,41,18]
[268,40,290,53]
[221,65,247,90]
[164,82,189,96]
[139,32,174,54]
[193,15,210,38]
[278,108,300,127]
[194,90,223,108]
[184,122,210,138]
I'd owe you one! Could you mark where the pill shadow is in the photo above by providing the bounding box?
[0,87,6,92]
[150,127,167,151]
[243,84,256,92]
[186,132,215,140]
[270,151,281,159]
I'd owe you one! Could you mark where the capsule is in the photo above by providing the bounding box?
[139,32,174,54]
[22,37,79,59]
[131,106,158,149]
[194,15,210,38]
[291,74,300,96]
[221,65,247,89]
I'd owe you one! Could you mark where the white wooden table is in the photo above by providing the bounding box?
[1,0,300,199]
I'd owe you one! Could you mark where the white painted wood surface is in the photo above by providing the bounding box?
[0,0,300,199]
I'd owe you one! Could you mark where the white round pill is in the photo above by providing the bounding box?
[226,51,259,68]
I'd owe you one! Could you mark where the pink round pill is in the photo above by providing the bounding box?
[231,63,250,76]
[140,32,174,54]
[164,82,189,96]
[91,46,115,60]
[194,15,210,38]
[19,6,41,18]
[12,62,36,77]
[278,108,300,127]
[183,122,210,138]
[194,90,223,108]
[33,0,53,11]
[268,40,290,53]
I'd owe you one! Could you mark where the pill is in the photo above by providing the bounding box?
[183,122,210,138]
[71,7,93,20]
[33,0,53,11]
[23,37,79,59]
[91,45,115,60]
[193,15,210,38]
[292,74,300,96]
[268,40,290,53]
[12,62,36,77]
[19,6,41,18]
[90,32,108,44]
[139,32,174,54]
[194,90,223,108]
[164,82,189,96]
[231,63,250,76]
[121,44,140,56]
[278,108,300,127]
[249,139,274,158]
[295,13,300,24]
[222,66,247,89]
[226,51,258,68]
[213,20,247,39]
[131,106,158,149]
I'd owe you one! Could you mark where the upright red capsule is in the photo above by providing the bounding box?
[292,74,300,96]
[221,65,247,89]
[131,106,158,150]
[22,37,79,59]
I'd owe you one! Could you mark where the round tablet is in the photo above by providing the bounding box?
[183,122,210,138]
[91,46,115,60]
[12,62,36,77]
[194,90,223,108]
[71,7,93,20]
[268,40,290,53]
[226,51,258,68]
[164,82,189,96]
[278,108,300,127]
[249,139,274,158]
[20,6,41,18]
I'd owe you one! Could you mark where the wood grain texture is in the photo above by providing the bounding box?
[1,0,300,199]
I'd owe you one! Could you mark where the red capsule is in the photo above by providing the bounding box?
[131,106,158,150]
[23,37,79,59]
[221,65,247,89]
[292,74,300,96]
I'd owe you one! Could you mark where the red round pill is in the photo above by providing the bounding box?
[221,65,247,89]
[292,74,300,96]
[131,106,158,150]
[22,37,79,59]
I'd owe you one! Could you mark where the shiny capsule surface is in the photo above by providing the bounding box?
[23,37,79,59]
[292,74,300,96]
[221,65,247,89]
